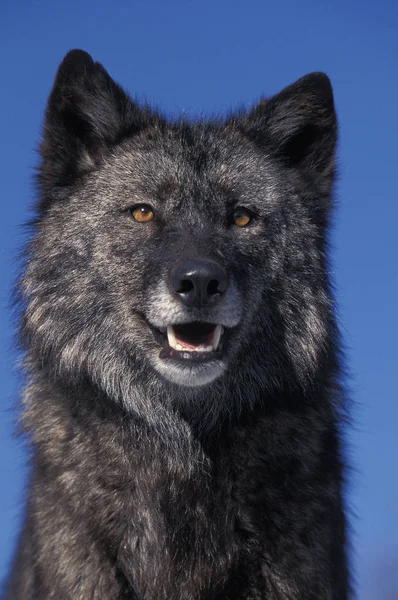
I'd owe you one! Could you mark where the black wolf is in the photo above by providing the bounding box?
[3,50,349,599]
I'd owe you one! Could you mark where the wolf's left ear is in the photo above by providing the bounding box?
[40,50,150,188]
[241,73,337,176]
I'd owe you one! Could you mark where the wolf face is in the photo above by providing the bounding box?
[22,50,337,409]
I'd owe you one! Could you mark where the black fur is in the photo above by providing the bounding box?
[3,50,349,599]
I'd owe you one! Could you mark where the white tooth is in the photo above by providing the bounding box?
[196,345,213,353]
[167,325,177,350]
[212,325,223,351]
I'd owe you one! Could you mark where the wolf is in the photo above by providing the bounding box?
[3,50,349,599]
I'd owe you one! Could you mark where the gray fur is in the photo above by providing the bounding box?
[3,50,350,599]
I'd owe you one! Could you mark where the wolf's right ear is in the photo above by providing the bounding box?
[40,50,150,189]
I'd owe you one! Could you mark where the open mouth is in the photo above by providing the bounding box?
[153,322,225,362]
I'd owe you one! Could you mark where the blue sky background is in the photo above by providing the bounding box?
[0,1,397,597]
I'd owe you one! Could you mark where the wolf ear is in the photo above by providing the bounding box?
[40,50,149,188]
[241,73,337,176]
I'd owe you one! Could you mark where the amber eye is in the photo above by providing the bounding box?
[130,204,154,223]
[232,208,252,227]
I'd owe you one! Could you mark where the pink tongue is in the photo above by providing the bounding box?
[174,332,213,350]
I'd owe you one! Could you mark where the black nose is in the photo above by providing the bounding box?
[169,260,228,309]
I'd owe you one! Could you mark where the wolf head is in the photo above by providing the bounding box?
[21,50,338,421]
